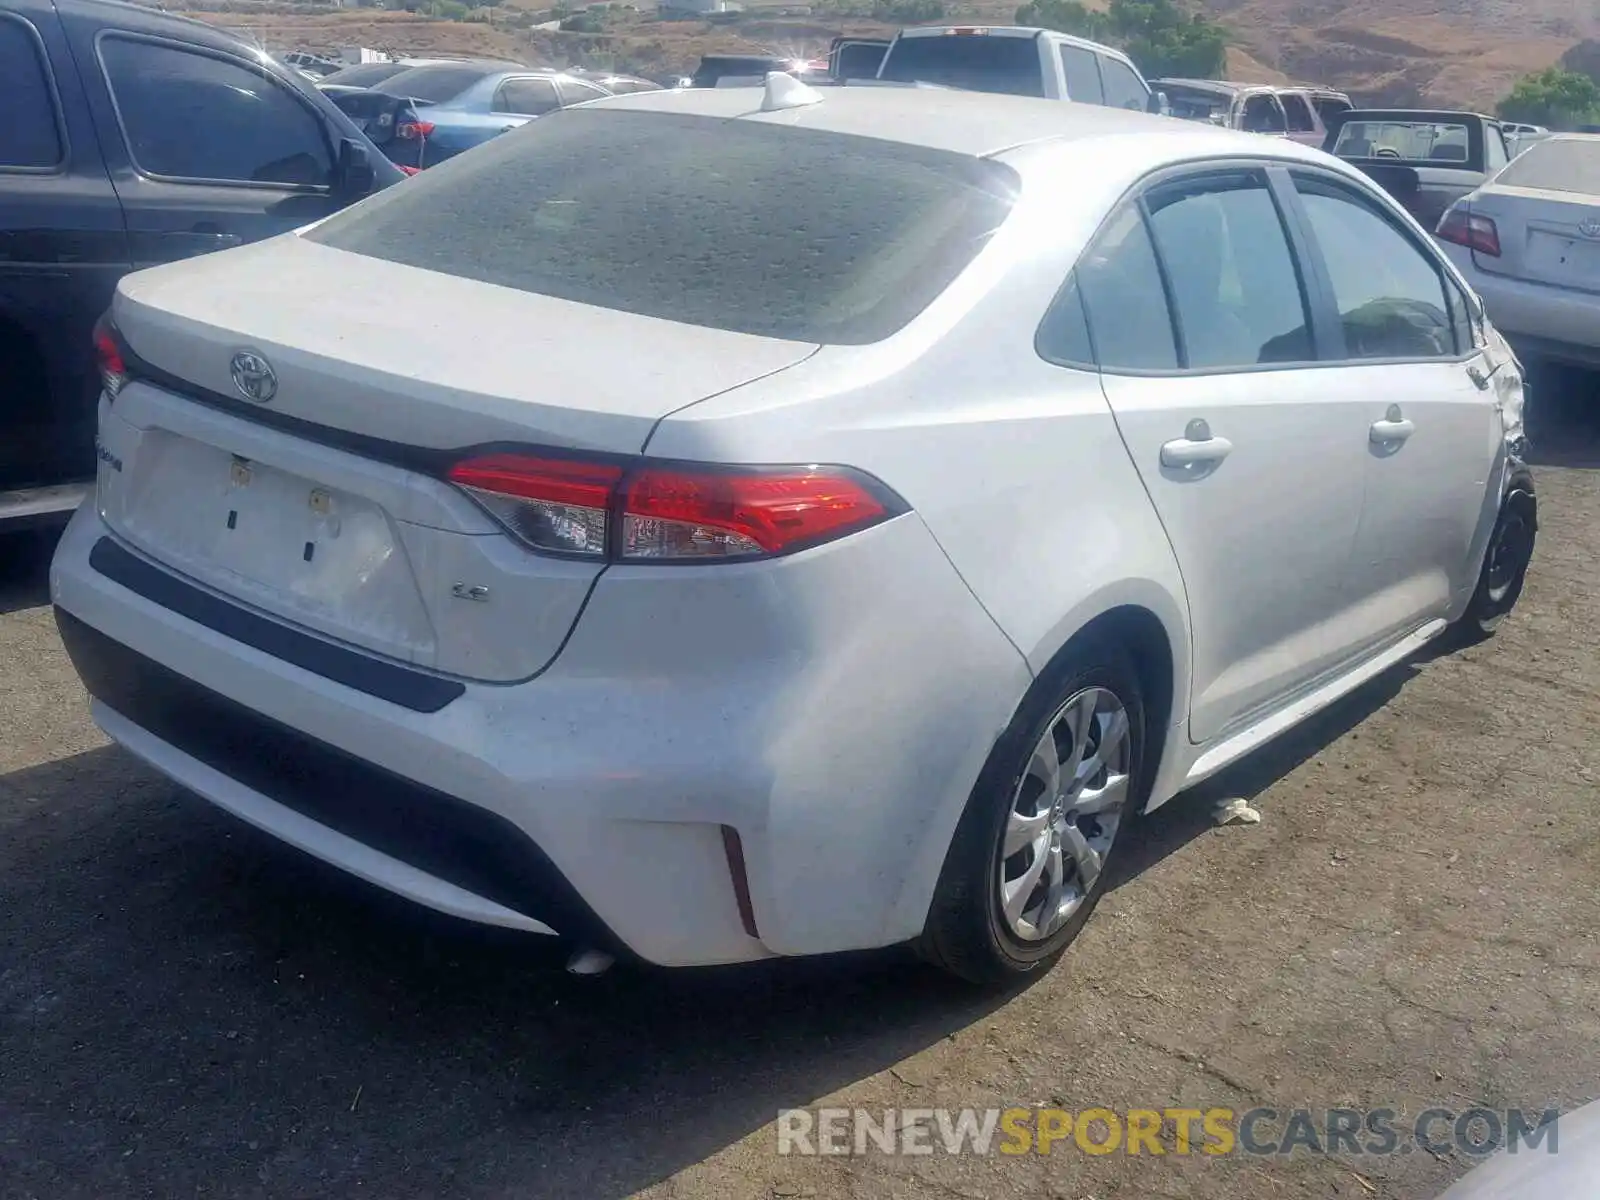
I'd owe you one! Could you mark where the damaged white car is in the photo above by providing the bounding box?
[52,81,1535,984]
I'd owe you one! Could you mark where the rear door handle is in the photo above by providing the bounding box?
[1160,420,1233,468]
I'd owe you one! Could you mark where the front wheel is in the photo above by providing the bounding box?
[918,645,1147,987]
[1453,487,1536,643]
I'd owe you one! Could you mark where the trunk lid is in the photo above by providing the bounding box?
[102,236,817,683]
[113,234,819,455]
[1469,185,1600,295]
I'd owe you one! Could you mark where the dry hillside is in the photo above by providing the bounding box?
[183,0,1595,111]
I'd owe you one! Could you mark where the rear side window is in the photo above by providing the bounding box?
[1146,174,1312,369]
[0,15,63,169]
[1496,137,1600,194]
[555,78,609,106]
[1098,56,1147,111]
[495,77,559,115]
[100,38,333,187]
[1058,45,1103,104]
[303,109,1017,345]
[878,33,1045,98]
[1073,205,1178,370]
[1282,94,1316,133]
[1293,175,1455,360]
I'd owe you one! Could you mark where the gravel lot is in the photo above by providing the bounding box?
[3,373,1597,1200]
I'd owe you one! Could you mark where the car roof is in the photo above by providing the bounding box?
[894,24,1135,62]
[591,84,1333,165]
[1339,109,1495,123]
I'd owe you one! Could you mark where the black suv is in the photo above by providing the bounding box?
[0,0,402,530]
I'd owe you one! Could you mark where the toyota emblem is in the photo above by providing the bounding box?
[230,349,277,403]
[1580,217,1600,240]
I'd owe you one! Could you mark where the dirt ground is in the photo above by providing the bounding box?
[1,372,1598,1200]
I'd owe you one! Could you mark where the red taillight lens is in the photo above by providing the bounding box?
[398,164,421,176]
[93,314,127,399]
[446,453,901,562]
[1437,207,1501,257]
[620,467,888,559]
[396,120,434,141]
[448,454,622,557]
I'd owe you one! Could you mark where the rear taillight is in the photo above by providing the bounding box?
[1437,207,1501,257]
[396,120,434,141]
[446,452,903,563]
[398,165,421,176]
[94,314,127,399]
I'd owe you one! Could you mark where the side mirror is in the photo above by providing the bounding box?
[335,137,376,199]
[1147,89,1168,116]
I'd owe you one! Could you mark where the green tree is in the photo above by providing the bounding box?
[1013,0,1225,79]
[1497,67,1600,129]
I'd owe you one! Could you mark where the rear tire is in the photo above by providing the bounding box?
[918,642,1149,987]
[1452,487,1536,644]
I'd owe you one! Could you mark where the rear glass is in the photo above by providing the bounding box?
[1333,120,1471,162]
[1165,87,1230,123]
[835,41,888,78]
[1495,137,1600,194]
[303,108,1017,344]
[317,62,411,89]
[878,33,1044,98]
[379,64,501,103]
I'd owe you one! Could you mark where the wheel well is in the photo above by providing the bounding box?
[1057,605,1176,778]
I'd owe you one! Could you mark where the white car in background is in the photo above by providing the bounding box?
[1439,133,1600,369]
[52,78,1536,985]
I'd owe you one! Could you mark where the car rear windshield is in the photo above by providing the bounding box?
[1495,137,1600,195]
[1164,87,1230,122]
[878,33,1044,98]
[378,63,502,103]
[318,62,411,89]
[1333,120,1471,162]
[302,109,1018,344]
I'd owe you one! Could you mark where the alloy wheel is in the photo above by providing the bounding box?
[997,686,1131,942]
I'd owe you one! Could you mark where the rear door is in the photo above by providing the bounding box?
[1287,168,1500,640]
[58,7,356,268]
[0,0,128,494]
[1057,42,1104,105]
[1083,166,1370,742]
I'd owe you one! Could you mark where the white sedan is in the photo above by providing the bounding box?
[52,77,1535,984]
[1439,132,1600,370]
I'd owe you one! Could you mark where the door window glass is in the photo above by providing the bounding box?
[1294,175,1456,360]
[0,16,62,168]
[1074,205,1177,370]
[1098,56,1148,111]
[1241,94,1285,133]
[1058,45,1104,105]
[1485,125,1509,172]
[100,38,332,186]
[1281,93,1316,133]
[494,77,560,116]
[1146,174,1312,369]
[555,78,609,107]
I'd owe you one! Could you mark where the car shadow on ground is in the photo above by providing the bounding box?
[1526,360,1600,468]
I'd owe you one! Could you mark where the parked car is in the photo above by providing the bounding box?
[1295,83,1355,125]
[688,54,826,88]
[829,34,890,80]
[1438,133,1600,369]
[0,0,401,531]
[341,63,615,166]
[54,80,1534,985]
[1154,79,1344,147]
[875,25,1158,112]
[1432,1099,1593,1198]
[1324,108,1513,230]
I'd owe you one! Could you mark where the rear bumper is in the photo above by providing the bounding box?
[50,502,1030,966]
[1445,244,1600,368]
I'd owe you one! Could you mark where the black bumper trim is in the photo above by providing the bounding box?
[88,536,464,714]
[55,607,621,951]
